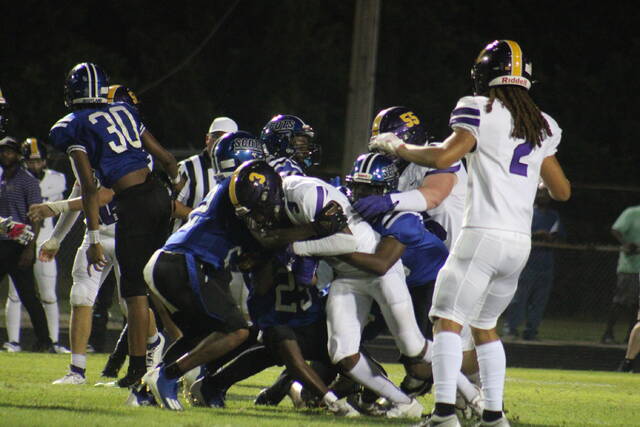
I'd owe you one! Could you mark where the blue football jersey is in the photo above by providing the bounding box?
[49,102,149,188]
[163,178,255,270]
[247,252,324,330]
[373,211,448,287]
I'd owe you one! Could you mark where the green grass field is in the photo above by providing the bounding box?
[0,353,638,426]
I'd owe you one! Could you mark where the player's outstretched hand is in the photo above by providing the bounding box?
[86,243,107,276]
[28,203,56,222]
[353,194,396,221]
[312,200,348,237]
[368,132,404,155]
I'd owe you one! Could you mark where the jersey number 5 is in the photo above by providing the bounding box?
[509,142,534,177]
[89,106,142,154]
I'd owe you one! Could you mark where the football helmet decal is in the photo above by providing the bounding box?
[471,39,533,95]
[260,114,320,170]
[346,152,398,200]
[229,160,283,228]
[212,131,266,181]
[21,138,47,161]
[371,106,427,147]
[64,62,110,108]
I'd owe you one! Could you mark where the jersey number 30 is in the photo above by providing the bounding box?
[89,106,142,154]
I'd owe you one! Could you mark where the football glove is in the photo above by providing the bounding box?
[6,220,35,245]
[353,194,397,221]
[311,200,348,237]
[368,132,404,155]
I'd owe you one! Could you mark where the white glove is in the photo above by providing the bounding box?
[368,132,404,155]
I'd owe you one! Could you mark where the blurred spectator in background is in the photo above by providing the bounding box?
[601,205,640,344]
[618,304,640,372]
[503,185,565,340]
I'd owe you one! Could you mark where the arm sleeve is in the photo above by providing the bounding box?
[51,183,82,242]
[292,233,358,257]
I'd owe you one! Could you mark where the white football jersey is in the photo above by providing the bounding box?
[38,169,67,242]
[449,95,561,234]
[282,175,378,278]
[397,146,468,249]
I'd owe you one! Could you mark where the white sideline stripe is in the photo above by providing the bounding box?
[506,377,614,388]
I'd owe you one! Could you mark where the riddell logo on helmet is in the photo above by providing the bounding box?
[500,76,528,86]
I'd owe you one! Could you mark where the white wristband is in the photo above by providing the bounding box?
[390,189,428,212]
[171,174,181,185]
[47,200,70,215]
[88,230,101,244]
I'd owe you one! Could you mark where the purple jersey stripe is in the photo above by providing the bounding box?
[426,164,461,175]
[314,186,325,217]
[452,107,480,117]
[450,117,480,127]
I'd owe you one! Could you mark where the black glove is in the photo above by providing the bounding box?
[311,200,348,237]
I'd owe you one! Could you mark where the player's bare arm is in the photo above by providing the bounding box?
[399,128,476,169]
[339,235,406,276]
[28,185,113,222]
[540,155,571,201]
[69,150,107,273]
[419,172,457,209]
[141,130,180,187]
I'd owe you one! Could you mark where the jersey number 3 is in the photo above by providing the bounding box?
[509,142,534,177]
[89,106,142,154]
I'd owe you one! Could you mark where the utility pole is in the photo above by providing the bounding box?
[341,0,381,174]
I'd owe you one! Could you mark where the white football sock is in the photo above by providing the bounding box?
[322,391,338,406]
[42,301,59,343]
[5,295,21,343]
[423,339,433,363]
[476,340,506,412]
[71,354,87,370]
[457,372,479,401]
[432,331,462,405]
[347,354,411,404]
[147,332,159,345]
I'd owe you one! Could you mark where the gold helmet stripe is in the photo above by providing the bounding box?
[229,167,241,207]
[107,85,122,103]
[28,138,40,158]
[504,40,523,77]
[371,107,392,137]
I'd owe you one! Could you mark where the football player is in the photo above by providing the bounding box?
[4,139,67,353]
[371,40,571,427]
[229,159,433,419]
[261,114,320,176]
[355,106,467,250]
[48,63,179,387]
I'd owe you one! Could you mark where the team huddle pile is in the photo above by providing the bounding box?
[0,39,571,427]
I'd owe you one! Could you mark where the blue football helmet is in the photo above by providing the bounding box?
[107,85,140,110]
[260,114,320,170]
[64,62,110,108]
[212,131,266,181]
[229,159,283,229]
[345,152,398,201]
[370,106,427,147]
[0,87,8,138]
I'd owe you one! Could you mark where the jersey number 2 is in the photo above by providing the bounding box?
[89,106,142,154]
[509,142,534,177]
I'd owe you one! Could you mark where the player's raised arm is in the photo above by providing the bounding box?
[141,130,180,188]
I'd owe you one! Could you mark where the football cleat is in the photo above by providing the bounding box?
[180,366,204,401]
[143,366,183,411]
[188,377,226,408]
[287,381,306,409]
[473,415,511,426]
[125,384,157,407]
[254,387,286,406]
[414,413,462,427]
[346,393,387,416]
[3,341,21,352]
[52,343,71,354]
[385,397,424,419]
[116,368,146,388]
[52,372,87,385]
[146,333,165,370]
[327,398,360,417]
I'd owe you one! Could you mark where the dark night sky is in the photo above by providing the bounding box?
[1,0,638,240]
